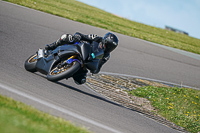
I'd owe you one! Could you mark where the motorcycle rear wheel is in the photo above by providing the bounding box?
[24,54,37,72]
[47,61,80,82]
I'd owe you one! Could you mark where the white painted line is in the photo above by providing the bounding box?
[100,71,199,90]
[0,83,122,133]
[135,38,200,61]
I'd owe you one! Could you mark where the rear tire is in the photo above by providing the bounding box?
[47,61,80,82]
[24,54,37,72]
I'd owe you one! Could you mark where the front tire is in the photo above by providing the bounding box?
[24,54,37,72]
[47,61,80,82]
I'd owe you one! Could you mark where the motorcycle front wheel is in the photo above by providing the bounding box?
[24,54,38,72]
[47,60,80,82]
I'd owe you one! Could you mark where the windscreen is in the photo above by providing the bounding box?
[91,42,104,59]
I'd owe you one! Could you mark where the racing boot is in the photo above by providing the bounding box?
[73,68,88,85]
[74,78,86,85]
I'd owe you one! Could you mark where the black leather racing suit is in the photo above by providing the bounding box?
[45,32,110,84]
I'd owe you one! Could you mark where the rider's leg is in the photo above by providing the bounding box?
[72,68,88,85]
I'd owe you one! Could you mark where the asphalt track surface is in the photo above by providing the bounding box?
[0,1,200,133]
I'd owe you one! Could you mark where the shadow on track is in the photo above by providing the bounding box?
[33,72,139,113]
[55,81,125,108]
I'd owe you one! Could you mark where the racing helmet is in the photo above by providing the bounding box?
[103,32,118,53]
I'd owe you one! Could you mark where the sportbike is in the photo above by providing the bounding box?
[24,41,103,81]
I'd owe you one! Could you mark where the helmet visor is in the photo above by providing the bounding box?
[105,41,117,52]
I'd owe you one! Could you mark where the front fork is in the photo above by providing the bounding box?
[63,55,82,67]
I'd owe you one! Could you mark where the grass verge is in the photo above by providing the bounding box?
[0,94,90,133]
[129,86,200,133]
[3,0,200,54]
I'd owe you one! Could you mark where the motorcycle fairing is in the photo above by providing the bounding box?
[35,41,105,75]
[36,45,80,75]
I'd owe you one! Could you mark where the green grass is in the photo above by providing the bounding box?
[0,94,90,133]
[3,0,200,54]
[129,86,200,133]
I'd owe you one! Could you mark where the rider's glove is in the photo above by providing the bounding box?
[45,44,50,50]
[45,43,55,50]
[73,34,81,42]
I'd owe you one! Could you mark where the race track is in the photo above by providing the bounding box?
[0,1,200,133]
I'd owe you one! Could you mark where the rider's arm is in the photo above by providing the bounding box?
[74,32,102,43]
[45,32,102,50]
[45,34,75,50]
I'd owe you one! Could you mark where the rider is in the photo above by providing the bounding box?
[45,32,119,85]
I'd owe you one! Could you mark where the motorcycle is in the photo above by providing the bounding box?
[24,41,104,82]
